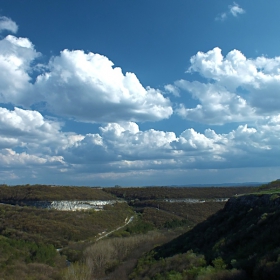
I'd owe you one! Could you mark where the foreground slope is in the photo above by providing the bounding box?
[132,182,280,279]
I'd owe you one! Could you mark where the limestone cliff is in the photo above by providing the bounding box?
[5,200,119,211]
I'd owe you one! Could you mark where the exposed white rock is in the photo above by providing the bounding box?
[25,200,118,211]
[50,200,117,211]
[164,198,229,203]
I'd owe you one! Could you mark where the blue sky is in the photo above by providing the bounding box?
[0,0,280,186]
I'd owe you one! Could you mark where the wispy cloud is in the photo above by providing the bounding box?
[216,2,245,21]
[229,2,245,17]
[0,16,18,33]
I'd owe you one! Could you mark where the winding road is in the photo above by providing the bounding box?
[96,215,134,241]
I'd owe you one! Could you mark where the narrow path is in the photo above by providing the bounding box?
[96,216,134,241]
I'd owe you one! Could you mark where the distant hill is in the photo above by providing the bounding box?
[105,185,257,201]
[165,182,266,187]
[0,184,115,203]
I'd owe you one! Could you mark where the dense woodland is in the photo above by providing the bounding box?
[104,186,256,200]
[130,180,280,280]
[0,181,279,279]
[0,202,132,247]
[0,184,115,203]
[135,201,227,225]
[0,201,133,279]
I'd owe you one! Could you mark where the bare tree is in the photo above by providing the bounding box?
[63,262,91,280]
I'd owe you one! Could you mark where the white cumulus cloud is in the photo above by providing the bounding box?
[0,28,172,123]
[0,149,64,167]
[63,122,178,164]
[0,15,280,185]
[0,107,63,149]
[0,107,279,183]
[174,47,280,124]
[164,84,180,97]
[59,117,280,173]
[0,106,83,158]
[35,49,172,123]
[0,35,40,106]
[175,80,256,124]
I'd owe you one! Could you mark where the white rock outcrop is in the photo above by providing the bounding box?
[24,200,118,211]
[49,200,117,211]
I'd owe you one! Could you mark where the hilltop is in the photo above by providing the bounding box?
[0,184,115,204]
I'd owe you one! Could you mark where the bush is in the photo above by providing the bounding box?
[63,262,91,280]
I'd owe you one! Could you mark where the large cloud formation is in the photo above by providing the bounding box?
[0,35,39,106]
[35,50,172,122]
[175,47,280,124]
[0,33,172,123]
[0,106,279,184]
[0,17,280,185]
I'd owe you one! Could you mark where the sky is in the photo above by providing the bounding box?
[0,0,280,186]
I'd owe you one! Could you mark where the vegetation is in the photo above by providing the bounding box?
[1,182,279,279]
[64,231,179,280]
[105,186,256,200]
[0,202,132,247]
[256,179,280,194]
[0,201,132,279]
[131,250,247,280]
[133,200,227,225]
[0,184,115,203]
[131,192,280,279]
[0,235,66,280]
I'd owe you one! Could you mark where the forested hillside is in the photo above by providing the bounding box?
[1,183,277,279]
[105,186,256,200]
[0,184,115,203]
[131,181,280,279]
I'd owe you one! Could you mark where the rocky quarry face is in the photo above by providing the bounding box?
[22,200,118,211]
